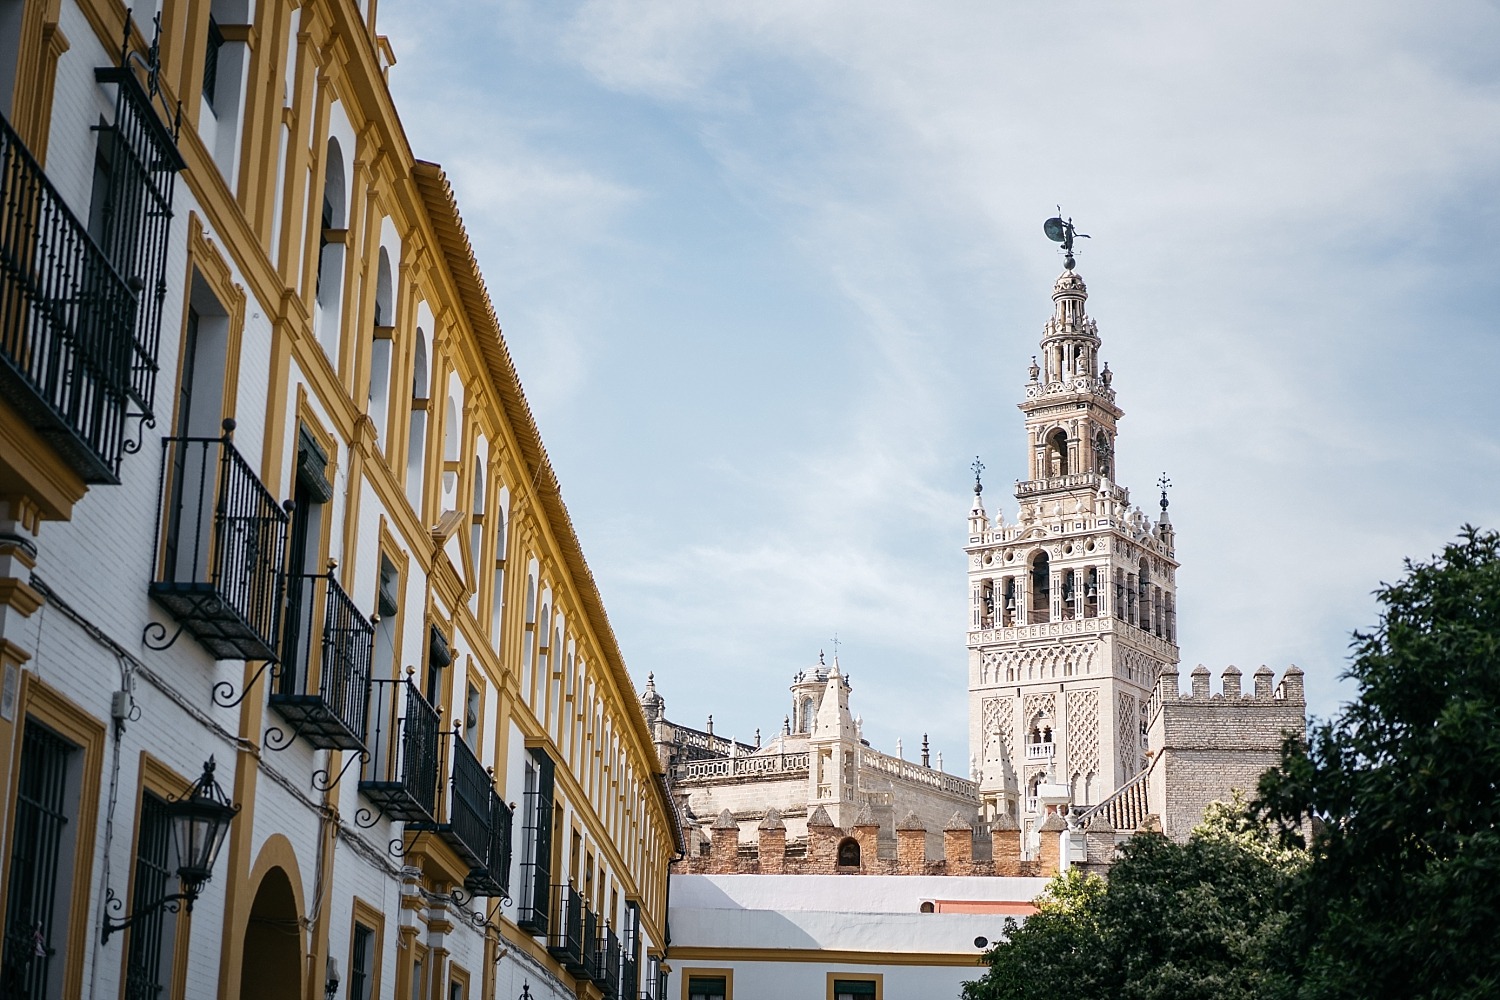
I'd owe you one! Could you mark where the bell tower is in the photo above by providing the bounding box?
[966,221,1180,831]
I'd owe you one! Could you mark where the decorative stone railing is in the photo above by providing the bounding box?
[1074,760,1153,833]
[860,748,978,797]
[676,752,809,781]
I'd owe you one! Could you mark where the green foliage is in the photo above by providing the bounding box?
[962,798,1296,1000]
[966,528,1500,1000]
[1255,526,1500,1000]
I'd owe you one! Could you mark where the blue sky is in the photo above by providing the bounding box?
[380,0,1500,770]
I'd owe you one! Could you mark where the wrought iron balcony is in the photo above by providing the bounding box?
[622,956,639,1000]
[0,111,136,484]
[147,421,287,660]
[268,569,373,751]
[598,926,621,995]
[358,676,440,824]
[406,729,511,898]
[546,883,587,973]
[581,905,601,983]
[463,791,513,898]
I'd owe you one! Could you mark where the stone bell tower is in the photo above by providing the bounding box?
[965,233,1180,828]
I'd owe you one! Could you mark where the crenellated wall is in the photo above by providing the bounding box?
[1146,664,1306,841]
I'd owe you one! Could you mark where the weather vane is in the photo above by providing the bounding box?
[971,456,985,494]
[1158,473,1172,512]
[1043,208,1090,270]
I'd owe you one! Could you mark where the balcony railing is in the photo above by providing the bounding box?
[1025,742,1056,761]
[622,956,639,1000]
[407,730,510,896]
[598,926,621,995]
[149,421,287,660]
[546,883,586,973]
[582,906,600,982]
[359,676,440,823]
[269,569,373,750]
[463,791,514,898]
[0,111,135,484]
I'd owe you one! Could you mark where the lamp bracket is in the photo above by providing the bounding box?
[101,885,194,944]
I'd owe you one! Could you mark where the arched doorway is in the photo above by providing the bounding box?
[239,867,302,1000]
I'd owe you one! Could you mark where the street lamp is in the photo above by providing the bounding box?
[102,757,240,943]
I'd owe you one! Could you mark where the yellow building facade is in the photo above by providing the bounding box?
[0,2,678,999]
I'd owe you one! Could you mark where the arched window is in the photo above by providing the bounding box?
[469,458,485,591]
[1084,567,1100,618]
[442,397,460,507]
[1030,552,1051,624]
[405,330,429,511]
[1062,568,1077,620]
[800,697,814,734]
[315,138,347,357]
[837,838,860,867]
[368,246,394,446]
[1138,559,1151,632]
[1002,577,1017,626]
[1045,429,1068,477]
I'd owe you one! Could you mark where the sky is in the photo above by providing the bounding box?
[378,0,1500,772]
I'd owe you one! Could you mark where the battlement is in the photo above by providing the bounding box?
[672,806,1105,878]
[1146,664,1308,842]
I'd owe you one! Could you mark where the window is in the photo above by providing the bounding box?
[688,974,728,1000]
[463,682,480,748]
[405,329,430,511]
[125,792,177,1000]
[517,749,555,934]
[1,722,78,997]
[837,838,860,867]
[349,923,374,1000]
[832,976,880,1000]
[1029,552,1050,624]
[202,16,225,109]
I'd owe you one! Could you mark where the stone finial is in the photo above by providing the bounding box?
[1039,812,1068,832]
[1253,665,1275,699]
[990,812,1020,832]
[1158,663,1181,698]
[1222,664,1242,698]
[1279,665,1306,704]
[1190,664,1211,698]
[944,810,973,832]
[896,811,926,832]
[1086,811,1114,831]
[712,808,738,831]
[758,807,785,831]
[807,805,836,829]
[853,805,878,829]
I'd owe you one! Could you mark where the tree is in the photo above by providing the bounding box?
[1256,526,1500,1000]
[963,795,1298,1000]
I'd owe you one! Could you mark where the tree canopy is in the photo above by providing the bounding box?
[1256,525,1500,1000]
[962,796,1300,1000]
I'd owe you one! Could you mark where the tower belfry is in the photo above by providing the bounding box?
[966,223,1179,832]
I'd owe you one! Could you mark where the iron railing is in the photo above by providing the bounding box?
[0,110,135,483]
[582,905,600,983]
[93,61,184,417]
[269,570,373,750]
[516,753,555,935]
[463,792,514,898]
[546,883,586,972]
[359,677,440,823]
[149,421,287,660]
[598,925,621,995]
[405,731,513,895]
